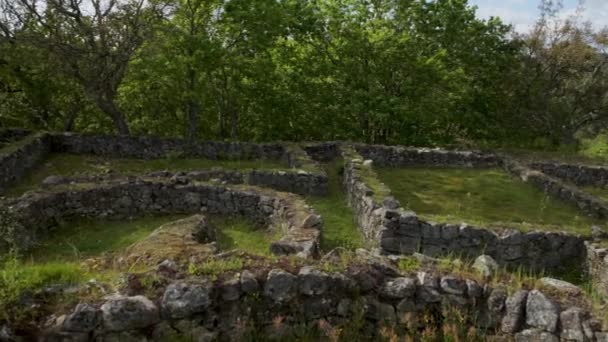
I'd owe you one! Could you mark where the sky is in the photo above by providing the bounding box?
[469,0,608,33]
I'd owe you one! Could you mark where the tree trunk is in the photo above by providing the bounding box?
[186,100,200,143]
[63,110,77,132]
[186,68,199,143]
[95,96,130,135]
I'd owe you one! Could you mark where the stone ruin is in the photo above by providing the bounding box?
[0,129,608,341]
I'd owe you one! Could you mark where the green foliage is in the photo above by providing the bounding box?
[581,133,608,161]
[378,166,604,235]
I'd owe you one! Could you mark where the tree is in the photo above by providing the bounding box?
[0,0,163,135]
[512,0,608,146]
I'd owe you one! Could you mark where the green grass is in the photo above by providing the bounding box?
[377,167,604,235]
[4,153,287,197]
[188,257,244,280]
[582,185,608,203]
[307,160,365,251]
[26,215,187,262]
[0,255,88,321]
[213,216,279,256]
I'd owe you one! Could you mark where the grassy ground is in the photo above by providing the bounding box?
[26,214,276,262]
[307,160,365,251]
[377,167,604,235]
[212,216,278,256]
[4,153,286,197]
[25,215,188,262]
[582,185,608,203]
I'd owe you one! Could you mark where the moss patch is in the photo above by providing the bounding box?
[4,153,287,197]
[213,216,279,256]
[307,160,365,251]
[377,167,603,235]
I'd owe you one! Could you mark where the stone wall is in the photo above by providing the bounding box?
[342,147,587,273]
[303,142,341,162]
[0,133,50,194]
[587,242,608,296]
[3,178,321,258]
[34,261,607,341]
[504,158,608,219]
[0,132,329,196]
[354,143,500,168]
[0,128,31,144]
[49,132,286,160]
[531,161,608,188]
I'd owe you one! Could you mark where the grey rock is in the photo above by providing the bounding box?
[514,328,559,342]
[298,266,330,296]
[480,286,507,329]
[592,225,608,240]
[473,255,498,278]
[583,318,602,341]
[539,277,582,295]
[439,276,466,296]
[396,298,416,314]
[363,297,395,323]
[42,175,67,187]
[382,196,400,209]
[101,295,160,332]
[501,290,528,334]
[264,269,297,303]
[337,298,352,317]
[161,281,212,320]
[156,259,178,275]
[221,277,241,301]
[379,277,416,299]
[466,279,482,298]
[62,303,100,332]
[560,307,588,342]
[526,290,559,333]
[596,332,608,342]
[301,214,322,228]
[416,272,441,303]
[240,270,259,294]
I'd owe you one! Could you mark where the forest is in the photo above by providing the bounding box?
[0,0,607,150]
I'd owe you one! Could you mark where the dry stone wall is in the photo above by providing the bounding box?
[0,133,50,193]
[342,147,587,273]
[587,242,608,296]
[35,260,608,342]
[0,132,329,196]
[531,161,608,188]
[2,178,322,258]
[354,143,500,167]
[504,158,608,219]
[49,132,286,160]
